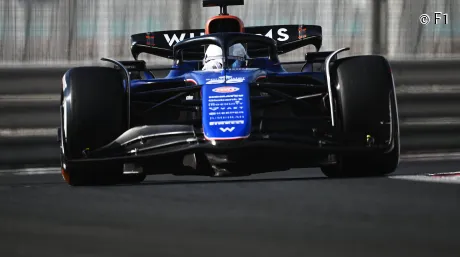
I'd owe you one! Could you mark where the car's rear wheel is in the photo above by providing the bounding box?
[60,67,141,186]
[321,55,400,178]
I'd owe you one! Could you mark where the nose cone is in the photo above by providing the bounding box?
[198,70,256,141]
[201,81,251,140]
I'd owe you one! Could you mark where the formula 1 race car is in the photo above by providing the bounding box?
[58,0,400,186]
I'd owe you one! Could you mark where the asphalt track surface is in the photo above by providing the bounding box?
[1,161,460,257]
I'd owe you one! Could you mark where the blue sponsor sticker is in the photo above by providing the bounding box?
[212,86,240,93]
[202,83,251,140]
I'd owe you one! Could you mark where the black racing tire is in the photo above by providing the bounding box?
[321,55,400,178]
[60,66,127,186]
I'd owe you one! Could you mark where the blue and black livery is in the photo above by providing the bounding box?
[58,0,400,186]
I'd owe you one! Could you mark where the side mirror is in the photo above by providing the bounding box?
[304,51,337,72]
[305,51,336,63]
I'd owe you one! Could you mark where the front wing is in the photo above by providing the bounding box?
[65,124,394,165]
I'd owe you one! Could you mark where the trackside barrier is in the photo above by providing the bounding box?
[0,60,460,167]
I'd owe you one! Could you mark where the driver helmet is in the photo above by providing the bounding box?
[229,43,248,68]
[202,43,249,70]
[202,44,223,70]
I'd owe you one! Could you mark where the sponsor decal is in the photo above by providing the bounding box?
[201,71,251,139]
[206,76,245,85]
[163,28,290,46]
[209,110,244,116]
[255,28,289,42]
[229,68,258,70]
[209,120,245,126]
[298,26,308,39]
[146,32,155,46]
[219,127,236,132]
[212,86,240,93]
[164,32,206,46]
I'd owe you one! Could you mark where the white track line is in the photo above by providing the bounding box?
[0,167,61,176]
[426,171,460,176]
[397,84,460,94]
[0,94,59,103]
[389,173,460,184]
[401,152,460,162]
[0,167,141,176]
[402,117,460,126]
[0,128,56,137]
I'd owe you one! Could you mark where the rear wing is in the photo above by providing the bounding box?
[130,25,322,60]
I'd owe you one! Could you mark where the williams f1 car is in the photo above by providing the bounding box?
[58,0,400,186]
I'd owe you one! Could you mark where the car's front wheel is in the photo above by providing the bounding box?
[321,55,400,178]
[60,67,130,186]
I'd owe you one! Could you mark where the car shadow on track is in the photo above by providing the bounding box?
[0,174,389,188]
[113,175,372,187]
[0,181,66,187]
[0,175,329,188]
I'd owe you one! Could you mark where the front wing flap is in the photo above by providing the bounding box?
[66,124,393,164]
